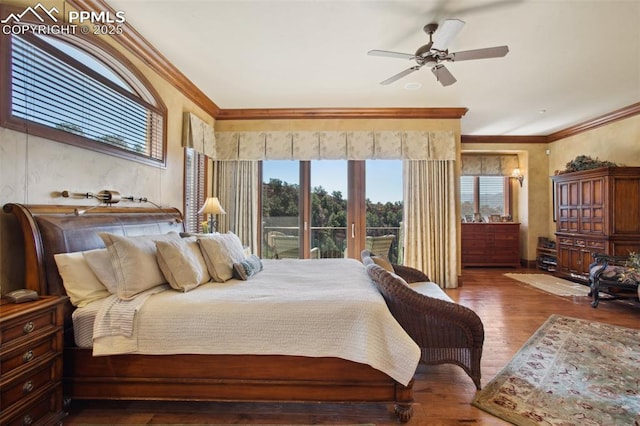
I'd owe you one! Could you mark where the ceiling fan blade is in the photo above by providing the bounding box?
[451,46,509,61]
[431,64,456,86]
[380,66,421,85]
[431,19,465,51]
[368,49,415,60]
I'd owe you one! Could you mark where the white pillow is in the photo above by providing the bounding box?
[83,248,118,293]
[198,232,246,282]
[156,237,210,292]
[54,250,110,307]
[99,232,181,300]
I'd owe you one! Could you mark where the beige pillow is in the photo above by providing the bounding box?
[372,255,394,273]
[83,248,118,293]
[99,232,181,300]
[54,250,111,307]
[198,232,246,282]
[156,237,210,292]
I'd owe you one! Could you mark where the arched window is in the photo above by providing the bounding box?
[1,29,166,166]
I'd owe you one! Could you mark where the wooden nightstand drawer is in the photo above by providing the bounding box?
[1,333,59,378]
[0,384,63,426]
[1,308,57,345]
[1,355,60,409]
[0,296,67,425]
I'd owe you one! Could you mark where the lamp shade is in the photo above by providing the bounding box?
[198,197,226,215]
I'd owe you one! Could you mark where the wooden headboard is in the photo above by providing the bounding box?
[3,203,183,327]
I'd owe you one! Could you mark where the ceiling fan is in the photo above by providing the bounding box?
[368,19,509,87]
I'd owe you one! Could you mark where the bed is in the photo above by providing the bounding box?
[3,203,418,422]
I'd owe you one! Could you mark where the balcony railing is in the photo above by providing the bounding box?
[263,225,402,263]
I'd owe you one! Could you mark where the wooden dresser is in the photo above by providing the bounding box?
[461,222,520,267]
[0,296,67,426]
[553,167,640,282]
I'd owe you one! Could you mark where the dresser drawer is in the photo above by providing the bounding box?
[586,240,605,250]
[1,357,59,409]
[558,236,574,245]
[1,308,57,346]
[0,333,59,379]
[0,384,63,426]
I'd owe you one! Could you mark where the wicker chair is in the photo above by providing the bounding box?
[362,250,484,389]
[365,234,396,259]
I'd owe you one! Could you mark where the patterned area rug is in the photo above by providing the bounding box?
[473,315,640,425]
[504,273,591,296]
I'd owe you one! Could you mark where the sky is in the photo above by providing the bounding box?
[263,160,403,204]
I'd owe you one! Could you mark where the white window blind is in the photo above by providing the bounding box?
[10,34,164,163]
[184,148,206,233]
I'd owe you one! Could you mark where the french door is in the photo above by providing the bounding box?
[261,160,402,260]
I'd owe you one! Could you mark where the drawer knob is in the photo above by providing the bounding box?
[23,321,35,334]
[22,380,34,394]
[22,350,34,363]
[23,414,33,425]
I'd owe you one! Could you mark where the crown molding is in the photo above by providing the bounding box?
[68,0,220,117]
[461,135,548,144]
[216,107,468,120]
[546,102,640,142]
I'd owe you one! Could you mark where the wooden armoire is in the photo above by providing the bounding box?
[552,166,640,282]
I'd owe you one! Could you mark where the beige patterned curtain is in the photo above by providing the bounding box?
[215,130,455,161]
[461,154,519,176]
[403,160,458,288]
[212,161,259,253]
[182,112,216,158]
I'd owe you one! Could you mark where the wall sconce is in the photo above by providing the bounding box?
[198,197,226,233]
[511,168,524,187]
[60,190,162,215]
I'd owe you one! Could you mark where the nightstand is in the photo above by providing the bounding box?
[0,295,67,426]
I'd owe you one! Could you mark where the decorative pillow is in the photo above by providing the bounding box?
[99,232,181,300]
[372,255,394,273]
[54,250,111,307]
[233,255,263,280]
[156,237,210,292]
[198,232,246,282]
[83,248,118,294]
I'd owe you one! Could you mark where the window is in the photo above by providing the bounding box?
[184,148,206,233]
[461,176,510,219]
[1,30,166,166]
[261,160,403,260]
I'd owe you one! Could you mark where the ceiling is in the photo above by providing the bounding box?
[106,0,640,136]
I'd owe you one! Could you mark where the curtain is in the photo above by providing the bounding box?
[215,130,455,161]
[182,112,216,158]
[212,161,259,253]
[403,160,458,288]
[461,154,519,176]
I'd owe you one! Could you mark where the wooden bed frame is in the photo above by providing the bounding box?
[3,203,414,422]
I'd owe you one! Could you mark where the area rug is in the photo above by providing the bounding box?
[504,273,591,296]
[473,315,640,426]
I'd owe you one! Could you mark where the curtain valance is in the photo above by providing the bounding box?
[214,130,455,161]
[183,112,216,158]
[461,154,519,176]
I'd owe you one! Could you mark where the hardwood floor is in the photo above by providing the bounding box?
[64,267,639,425]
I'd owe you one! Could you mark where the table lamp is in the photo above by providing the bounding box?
[198,197,226,232]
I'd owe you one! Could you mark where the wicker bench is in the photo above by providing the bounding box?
[362,250,484,389]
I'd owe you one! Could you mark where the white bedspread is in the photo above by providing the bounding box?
[91,258,420,385]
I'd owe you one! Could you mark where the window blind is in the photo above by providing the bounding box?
[10,34,163,162]
[184,148,206,233]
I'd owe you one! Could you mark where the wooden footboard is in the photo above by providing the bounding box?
[64,350,414,421]
[4,203,415,422]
